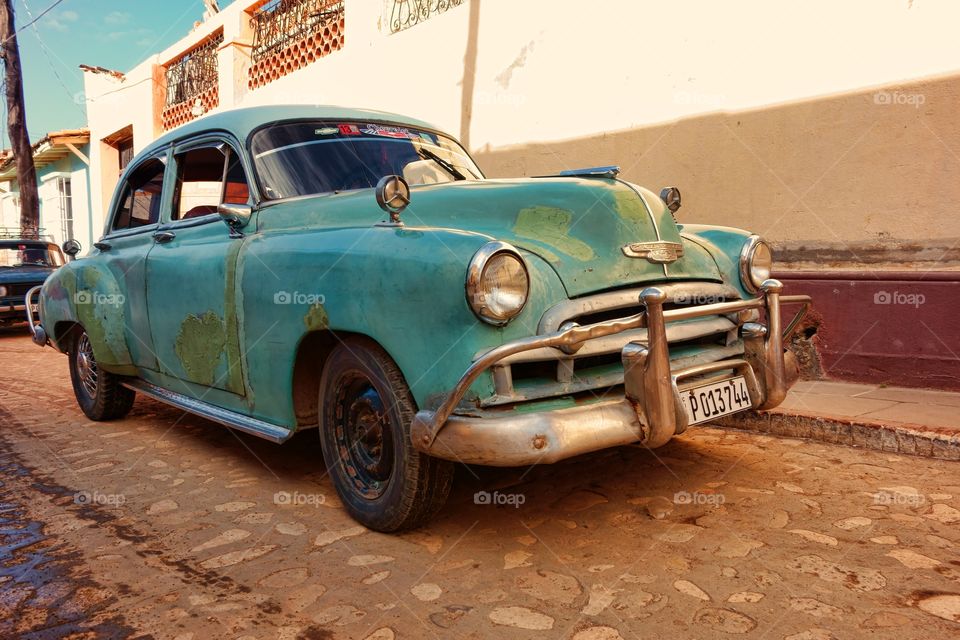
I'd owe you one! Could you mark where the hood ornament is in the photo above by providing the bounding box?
[622,241,684,264]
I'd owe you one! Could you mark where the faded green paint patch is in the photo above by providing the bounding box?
[512,206,595,262]
[175,311,226,387]
[612,189,653,226]
[304,303,329,331]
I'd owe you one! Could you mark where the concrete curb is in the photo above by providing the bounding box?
[714,409,960,461]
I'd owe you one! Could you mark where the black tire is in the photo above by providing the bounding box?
[318,337,453,532]
[68,329,135,421]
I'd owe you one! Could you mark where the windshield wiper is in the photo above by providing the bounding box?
[416,147,466,181]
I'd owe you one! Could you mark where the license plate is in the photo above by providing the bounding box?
[680,376,752,425]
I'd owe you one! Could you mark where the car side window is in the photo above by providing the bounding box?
[112,158,165,231]
[173,144,250,221]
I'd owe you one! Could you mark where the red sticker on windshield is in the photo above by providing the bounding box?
[338,124,361,135]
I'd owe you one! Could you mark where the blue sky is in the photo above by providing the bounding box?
[10,0,237,144]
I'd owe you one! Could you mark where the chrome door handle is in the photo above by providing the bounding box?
[153,230,176,243]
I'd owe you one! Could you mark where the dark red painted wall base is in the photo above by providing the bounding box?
[775,270,960,392]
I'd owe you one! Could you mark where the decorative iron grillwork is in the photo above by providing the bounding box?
[390,0,464,33]
[164,33,223,108]
[251,0,345,62]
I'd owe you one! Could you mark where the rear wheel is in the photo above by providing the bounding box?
[68,329,135,421]
[318,338,453,532]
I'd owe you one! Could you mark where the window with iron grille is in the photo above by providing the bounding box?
[389,0,464,33]
[164,33,223,109]
[250,0,345,63]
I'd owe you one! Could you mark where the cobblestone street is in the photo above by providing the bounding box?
[1,327,959,639]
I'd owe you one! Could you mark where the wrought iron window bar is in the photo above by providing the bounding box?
[164,33,224,109]
[390,0,464,33]
[250,0,345,62]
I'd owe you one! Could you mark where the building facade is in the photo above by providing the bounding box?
[80,0,960,389]
[0,129,91,248]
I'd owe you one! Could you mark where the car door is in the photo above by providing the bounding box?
[96,152,169,372]
[144,137,251,396]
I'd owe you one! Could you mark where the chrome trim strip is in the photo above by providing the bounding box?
[537,282,740,333]
[122,379,293,444]
[490,316,736,365]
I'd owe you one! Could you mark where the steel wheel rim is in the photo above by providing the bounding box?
[76,333,98,398]
[332,372,394,500]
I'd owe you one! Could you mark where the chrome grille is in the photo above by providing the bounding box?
[480,283,749,407]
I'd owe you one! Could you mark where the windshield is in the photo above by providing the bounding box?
[0,244,63,268]
[250,121,483,200]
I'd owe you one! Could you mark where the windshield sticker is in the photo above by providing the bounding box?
[361,124,419,140]
[338,124,361,135]
[315,127,339,136]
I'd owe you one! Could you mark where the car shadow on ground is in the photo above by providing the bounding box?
[119,391,740,532]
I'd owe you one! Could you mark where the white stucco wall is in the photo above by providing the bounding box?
[81,0,960,256]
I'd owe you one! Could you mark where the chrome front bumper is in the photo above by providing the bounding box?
[411,279,810,466]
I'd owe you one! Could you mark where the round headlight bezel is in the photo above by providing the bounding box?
[466,242,530,326]
[740,235,773,294]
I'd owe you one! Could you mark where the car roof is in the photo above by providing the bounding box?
[140,105,451,158]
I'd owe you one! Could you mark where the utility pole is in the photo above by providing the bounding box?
[0,0,39,238]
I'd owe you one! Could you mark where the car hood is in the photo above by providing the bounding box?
[402,178,723,297]
[0,266,56,285]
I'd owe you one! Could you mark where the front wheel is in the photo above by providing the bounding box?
[68,329,135,421]
[318,338,453,532]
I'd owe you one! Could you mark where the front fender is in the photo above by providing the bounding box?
[238,221,568,425]
[679,224,755,298]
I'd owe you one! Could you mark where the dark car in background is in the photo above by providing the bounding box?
[0,237,65,327]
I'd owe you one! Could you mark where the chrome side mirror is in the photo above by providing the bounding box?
[218,203,253,238]
[62,239,82,258]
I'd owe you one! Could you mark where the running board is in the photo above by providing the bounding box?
[122,379,293,444]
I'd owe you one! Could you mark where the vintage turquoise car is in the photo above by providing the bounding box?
[26,105,810,531]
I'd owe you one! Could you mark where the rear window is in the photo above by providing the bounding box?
[250,121,483,200]
[0,243,63,268]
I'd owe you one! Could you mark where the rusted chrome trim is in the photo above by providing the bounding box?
[415,282,811,449]
[412,395,644,466]
[122,379,294,443]
[24,285,47,347]
[412,356,763,466]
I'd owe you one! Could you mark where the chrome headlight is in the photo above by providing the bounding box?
[466,242,529,325]
[0,285,7,297]
[740,235,773,294]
